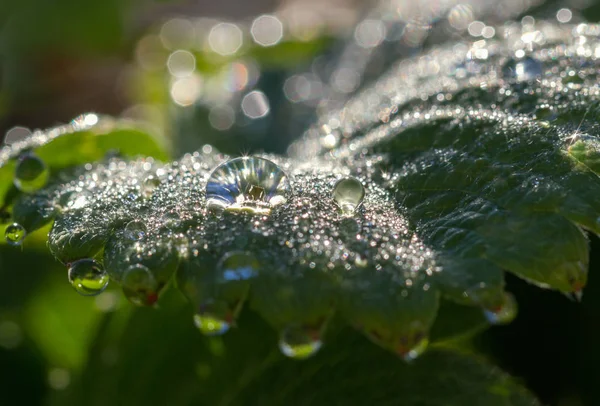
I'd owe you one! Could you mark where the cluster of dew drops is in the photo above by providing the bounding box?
[4,151,367,360]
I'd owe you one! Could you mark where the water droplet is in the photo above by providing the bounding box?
[141,176,160,198]
[218,251,259,282]
[502,56,543,81]
[332,177,365,215]
[124,220,147,241]
[68,259,109,296]
[193,314,230,336]
[122,264,159,306]
[206,157,291,215]
[278,324,322,359]
[5,223,25,246]
[13,153,49,193]
[483,292,517,325]
[398,334,429,362]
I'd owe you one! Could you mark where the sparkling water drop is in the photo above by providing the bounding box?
[206,157,291,215]
[122,264,159,306]
[5,223,25,246]
[278,325,322,359]
[483,292,517,325]
[141,176,161,198]
[124,220,147,241]
[502,56,543,81]
[13,153,49,193]
[332,177,365,215]
[68,259,109,296]
[193,314,230,336]
[218,251,259,282]
[398,334,429,362]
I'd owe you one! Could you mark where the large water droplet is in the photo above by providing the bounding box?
[502,56,543,81]
[5,223,26,246]
[141,176,161,198]
[278,324,322,359]
[68,259,109,296]
[124,220,147,241]
[332,177,365,215]
[193,314,230,336]
[218,251,259,282]
[206,157,291,215]
[483,292,517,325]
[13,153,49,193]
[122,264,159,306]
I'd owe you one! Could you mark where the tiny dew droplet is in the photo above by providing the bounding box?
[122,264,159,306]
[278,325,322,360]
[141,176,161,198]
[124,220,147,241]
[483,292,517,325]
[206,157,291,215]
[193,314,230,336]
[332,177,365,215]
[68,259,109,296]
[5,223,26,246]
[13,153,49,193]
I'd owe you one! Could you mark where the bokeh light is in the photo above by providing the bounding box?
[209,22,243,56]
[241,90,270,119]
[251,15,284,47]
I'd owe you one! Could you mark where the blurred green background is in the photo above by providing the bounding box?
[2,0,600,405]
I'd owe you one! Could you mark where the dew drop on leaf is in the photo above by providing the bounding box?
[483,292,517,325]
[278,324,322,360]
[13,153,49,193]
[501,56,543,81]
[67,258,109,296]
[5,223,26,246]
[332,177,365,215]
[193,313,230,336]
[122,264,159,306]
[399,334,429,363]
[141,176,161,198]
[124,220,147,241]
[218,251,259,281]
[205,157,291,215]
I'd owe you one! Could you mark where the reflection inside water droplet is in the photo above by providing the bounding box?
[124,220,147,241]
[332,177,365,215]
[13,153,49,193]
[278,325,322,359]
[122,264,159,306]
[68,259,109,296]
[206,157,291,215]
[218,251,259,282]
[502,56,542,81]
[399,334,429,363]
[5,223,26,246]
[483,292,517,325]
[193,314,230,336]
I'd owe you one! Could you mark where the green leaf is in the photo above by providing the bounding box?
[52,293,538,406]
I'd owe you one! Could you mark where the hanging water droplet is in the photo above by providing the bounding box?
[206,157,291,215]
[124,220,147,241]
[398,333,429,363]
[332,177,365,215]
[141,176,161,198]
[193,313,230,336]
[483,292,517,325]
[218,251,259,282]
[13,153,49,193]
[68,259,109,296]
[122,264,159,306]
[5,223,25,246]
[502,56,543,81]
[278,324,322,359]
